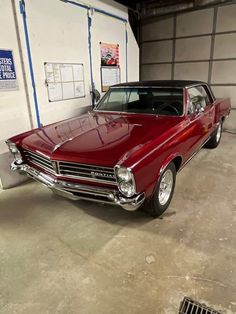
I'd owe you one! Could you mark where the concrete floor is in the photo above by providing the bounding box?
[0,133,236,314]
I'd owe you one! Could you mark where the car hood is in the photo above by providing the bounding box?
[21,111,183,166]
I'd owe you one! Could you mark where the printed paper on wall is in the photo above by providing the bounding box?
[0,50,18,91]
[44,62,85,102]
[100,43,119,66]
[101,66,120,92]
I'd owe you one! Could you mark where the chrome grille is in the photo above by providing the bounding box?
[58,161,116,183]
[23,149,116,184]
[23,150,55,173]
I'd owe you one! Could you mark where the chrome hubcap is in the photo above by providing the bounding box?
[216,123,222,142]
[158,169,173,205]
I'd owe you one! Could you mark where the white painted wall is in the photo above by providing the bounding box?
[0,0,139,150]
[91,13,127,91]
[19,0,92,126]
[0,0,139,188]
[0,0,32,153]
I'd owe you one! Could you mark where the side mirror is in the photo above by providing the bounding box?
[93,89,101,103]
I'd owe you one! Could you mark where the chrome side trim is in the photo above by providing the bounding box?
[11,162,145,211]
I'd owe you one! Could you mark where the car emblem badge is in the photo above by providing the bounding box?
[91,171,115,178]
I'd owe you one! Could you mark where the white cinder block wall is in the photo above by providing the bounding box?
[141,3,236,130]
[0,0,139,188]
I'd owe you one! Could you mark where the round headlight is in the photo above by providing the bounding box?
[115,166,136,197]
[9,145,19,154]
[6,140,22,163]
[119,182,135,197]
[6,141,18,153]
[117,167,132,182]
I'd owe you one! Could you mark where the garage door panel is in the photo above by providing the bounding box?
[211,61,236,84]
[175,37,211,61]
[214,33,236,59]
[211,86,236,109]
[176,8,214,37]
[142,17,174,41]
[174,62,209,81]
[142,64,172,80]
[216,4,236,32]
[142,41,172,64]
[141,3,236,130]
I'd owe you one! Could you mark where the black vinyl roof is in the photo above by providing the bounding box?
[113,80,206,88]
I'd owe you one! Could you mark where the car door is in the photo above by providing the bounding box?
[184,85,211,159]
[200,85,215,139]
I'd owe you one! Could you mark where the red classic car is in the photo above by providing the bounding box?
[6,80,231,217]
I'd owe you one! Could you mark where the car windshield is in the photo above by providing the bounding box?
[95,87,184,116]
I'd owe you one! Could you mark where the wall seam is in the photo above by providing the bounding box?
[19,0,41,127]
[141,29,236,43]
[125,22,128,82]
[60,0,127,22]
[11,0,34,129]
[171,14,177,80]
[208,6,218,84]
[87,9,95,107]
[139,19,143,80]
[142,57,236,65]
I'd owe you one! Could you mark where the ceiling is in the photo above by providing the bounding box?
[115,0,234,18]
[115,0,186,10]
[115,0,233,42]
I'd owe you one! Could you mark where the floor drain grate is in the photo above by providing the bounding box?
[179,297,222,314]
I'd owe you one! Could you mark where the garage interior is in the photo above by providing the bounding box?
[0,0,236,313]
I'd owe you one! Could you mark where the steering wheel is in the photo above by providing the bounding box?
[166,105,179,115]
[159,103,179,115]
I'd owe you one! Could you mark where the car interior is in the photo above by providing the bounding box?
[97,89,184,116]
[126,94,183,115]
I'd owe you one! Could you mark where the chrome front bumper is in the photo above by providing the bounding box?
[11,162,145,211]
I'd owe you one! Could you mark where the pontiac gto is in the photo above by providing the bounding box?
[6,80,231,217]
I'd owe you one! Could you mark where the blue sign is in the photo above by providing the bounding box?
[0,50,18,90]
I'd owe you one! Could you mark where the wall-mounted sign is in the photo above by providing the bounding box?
[44,62,85,102]
[0,49,18,91]
[100,42,119,66]
[101,66,120,92]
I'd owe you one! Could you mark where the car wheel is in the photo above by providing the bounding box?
[143,162,176,218]
[204,121,222,149]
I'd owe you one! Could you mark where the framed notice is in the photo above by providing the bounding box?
[44,62,85,102]
[100,42,119,66]
[101,66,120,92]
[0,49,18,91]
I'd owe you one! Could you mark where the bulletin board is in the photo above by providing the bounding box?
[101,66,120,92]
[44,62,85,102]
